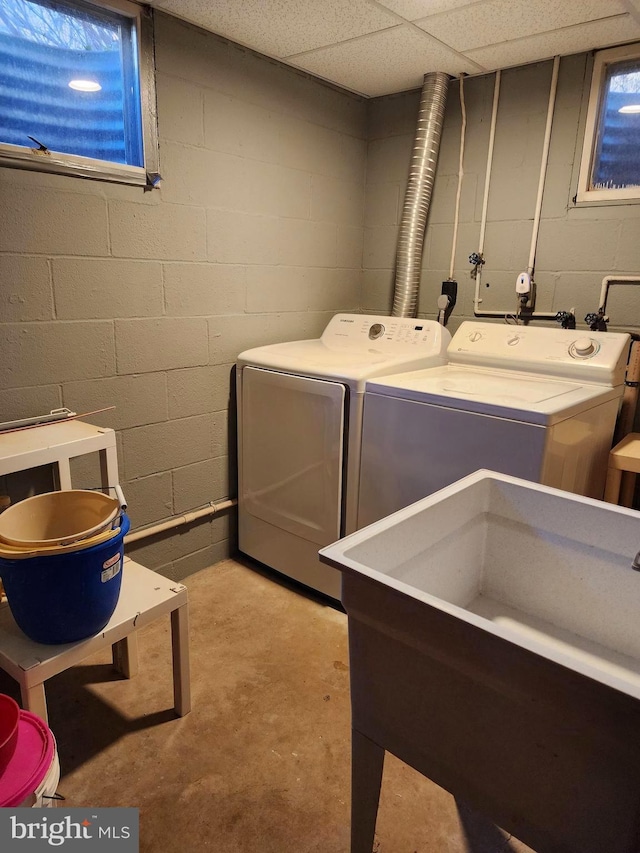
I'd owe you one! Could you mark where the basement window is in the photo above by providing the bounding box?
[0,0,158,186]
[577,44,640,203]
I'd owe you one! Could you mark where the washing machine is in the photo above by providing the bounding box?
[237,313,451,599]
[358,321,630,528]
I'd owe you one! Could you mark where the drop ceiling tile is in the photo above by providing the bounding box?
[465,14,640,69]
[416,0,627,52]
[376,0,483,19]
[151,0,398,57]
[289,25,484,97]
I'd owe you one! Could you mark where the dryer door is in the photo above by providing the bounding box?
[241,367,346,545]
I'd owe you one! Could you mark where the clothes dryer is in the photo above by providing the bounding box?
[358,322,630,528]
[237,314,451,599]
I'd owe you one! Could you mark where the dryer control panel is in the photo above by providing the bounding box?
[322,314,451,355]
[449,322,630,386]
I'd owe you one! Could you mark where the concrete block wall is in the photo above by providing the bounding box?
[3,17,640,581]
[363,53,640,332]
[0,13,366,580]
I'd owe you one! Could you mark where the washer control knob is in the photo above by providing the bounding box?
[469,331,482,342]
[368,323,385,340]
[574,337,595,356]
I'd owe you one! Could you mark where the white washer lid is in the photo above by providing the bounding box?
[435,371,581,404]
[366,365,622,424]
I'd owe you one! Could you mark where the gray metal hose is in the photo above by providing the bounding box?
[392,72,449,318]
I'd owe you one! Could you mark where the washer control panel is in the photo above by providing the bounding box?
[450,321,630,385]
[322,314,451,355]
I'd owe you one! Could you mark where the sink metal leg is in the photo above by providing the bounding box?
[351,728,384,853]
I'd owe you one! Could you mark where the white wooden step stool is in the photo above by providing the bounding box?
[0,558,191,723]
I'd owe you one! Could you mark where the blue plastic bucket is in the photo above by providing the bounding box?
[0,514,129,645]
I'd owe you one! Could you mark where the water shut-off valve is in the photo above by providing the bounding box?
[468,252,484,280]
[585,311,608,332]
[555,311,576,330]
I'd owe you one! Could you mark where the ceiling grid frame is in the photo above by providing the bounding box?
[149,0,640,96]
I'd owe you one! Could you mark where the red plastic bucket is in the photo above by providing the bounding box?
[0,694,19,774]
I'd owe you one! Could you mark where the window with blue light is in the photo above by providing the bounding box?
[577,44,640,204]
[0,0,157,185]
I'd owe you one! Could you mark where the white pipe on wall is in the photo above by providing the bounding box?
[528,55,560,277]
[474,58,561,321]
[449,74,467,281]
[479,71,501,259]
[473,70,500,315]
[598,276,640,315]
[125,498,237,545]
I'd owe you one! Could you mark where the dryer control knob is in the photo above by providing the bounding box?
[368,323,385,340]
[574,337,595,356]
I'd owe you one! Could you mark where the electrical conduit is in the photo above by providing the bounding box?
[528,54,560,279]
[474,57,561,320]
[473,69,501,314]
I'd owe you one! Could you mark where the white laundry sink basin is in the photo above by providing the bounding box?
[320,471,640,853]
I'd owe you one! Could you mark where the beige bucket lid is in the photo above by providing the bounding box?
[0,490,119,548]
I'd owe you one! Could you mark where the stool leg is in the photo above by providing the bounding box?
[22,682,48,723]
[604,467,623,504]
[171,604,191,716]
[351,728,384,853]
[112,634,139,679]
[620,471,637,508]
[99,445,119,495]
[53,459,72,491]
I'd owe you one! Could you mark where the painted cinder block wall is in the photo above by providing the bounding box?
[0,13,366,580]
[364,53,640,331]
[2,18,640,580]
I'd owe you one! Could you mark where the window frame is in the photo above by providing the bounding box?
[576,43,640,204]
[0,0,159,187]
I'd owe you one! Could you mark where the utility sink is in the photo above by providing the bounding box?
[320,471,640,853]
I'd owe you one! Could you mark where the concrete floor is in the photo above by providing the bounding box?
[0,557,534,852]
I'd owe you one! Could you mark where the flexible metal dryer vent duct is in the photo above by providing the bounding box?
[392,71,449,318]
